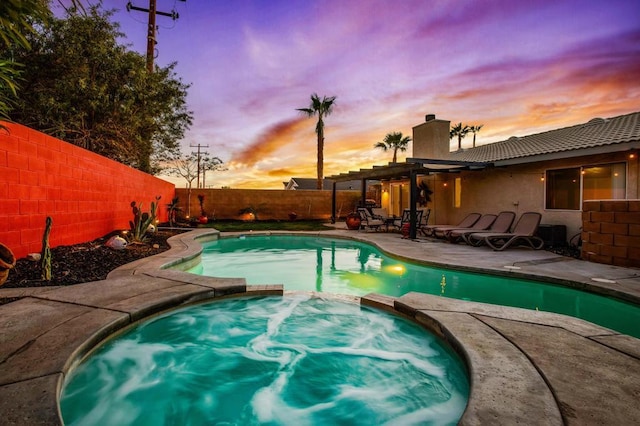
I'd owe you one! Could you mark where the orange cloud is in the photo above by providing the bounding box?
[267,168,297,177]
[230,117,308,166]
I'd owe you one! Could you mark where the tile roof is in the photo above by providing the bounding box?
[446,111,640,163]
[286,178,363,190]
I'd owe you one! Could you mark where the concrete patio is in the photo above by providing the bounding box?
[1,228,639,425]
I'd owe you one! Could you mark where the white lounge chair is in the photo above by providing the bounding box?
[357,208,384,232]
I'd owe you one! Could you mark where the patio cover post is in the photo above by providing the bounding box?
[331,181,337,223]
[409,169,418,239]
[360,178,367,208]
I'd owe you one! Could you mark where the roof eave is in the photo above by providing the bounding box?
[493,141,640,166]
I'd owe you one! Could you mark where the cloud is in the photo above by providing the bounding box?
[230,117,308,166]
[267,168,298,178]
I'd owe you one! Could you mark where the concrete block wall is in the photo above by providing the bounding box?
[1,123,175,259]
[582,200,640,268]
[175,188,362,221]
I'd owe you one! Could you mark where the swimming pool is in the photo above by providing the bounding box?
[60,295,470,425]
[187,235,640,338]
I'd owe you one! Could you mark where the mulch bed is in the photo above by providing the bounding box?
[2,230,183,289]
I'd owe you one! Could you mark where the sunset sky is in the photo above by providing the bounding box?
[57,0,640,188]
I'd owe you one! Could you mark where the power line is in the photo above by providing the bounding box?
[126,0,185,72]
[190,143,209,189]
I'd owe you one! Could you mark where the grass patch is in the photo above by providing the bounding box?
[198,220,334,232]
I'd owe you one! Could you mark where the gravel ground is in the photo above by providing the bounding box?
[2,230,180,289]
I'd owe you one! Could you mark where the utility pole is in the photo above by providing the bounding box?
[127,0,185,72]
[190,143,209,188]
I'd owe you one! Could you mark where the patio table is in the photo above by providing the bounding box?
[384,217,397,232]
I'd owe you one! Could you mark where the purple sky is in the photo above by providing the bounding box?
[57,0,640,188]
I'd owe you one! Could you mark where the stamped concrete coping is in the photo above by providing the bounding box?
[1,229,639,424]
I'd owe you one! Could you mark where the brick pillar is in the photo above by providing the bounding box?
[582,200,640,268]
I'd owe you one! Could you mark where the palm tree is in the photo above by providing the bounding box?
[374,132,412,163]
[450,122,471,150]
[297,93,337,190]
[470,124,484,148]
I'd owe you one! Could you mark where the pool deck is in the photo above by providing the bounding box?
[1,227,639,425]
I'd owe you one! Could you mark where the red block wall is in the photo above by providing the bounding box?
[0,123,175,259]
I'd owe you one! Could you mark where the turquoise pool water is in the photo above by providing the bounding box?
[60,296,470,425]
[187,235,640,338]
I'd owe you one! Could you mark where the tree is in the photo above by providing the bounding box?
[297,93,337,190]
[165,152,224,216]
[0,1,86,129]
[374,131,411,163]
[0,0,51,129]
[470,124,484,148]
[450,122,470,150]
[8,5,192,173]
[201,155,224,188]
[165,153,199,217]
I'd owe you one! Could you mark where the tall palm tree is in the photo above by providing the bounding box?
[450,122,470,150]
[374,132,412,163]
[297,93,337,190]
[470,124,484,148]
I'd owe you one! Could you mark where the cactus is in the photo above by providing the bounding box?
[166,196,181,227]
[41,216,53,281]
[128,196,161,243]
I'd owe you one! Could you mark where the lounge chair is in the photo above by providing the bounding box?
[466,212,544,251]
[357,208,384,232]
[421,213,482,237]
[371,207,389,221]
[454,211,516,244]
[441,213,497,242]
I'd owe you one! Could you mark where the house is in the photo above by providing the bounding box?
[328,112,640,246]
[409,112,639,239]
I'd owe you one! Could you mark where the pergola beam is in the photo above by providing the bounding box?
[326,158,490,236]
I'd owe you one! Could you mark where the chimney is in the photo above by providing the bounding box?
[412,114,451,159]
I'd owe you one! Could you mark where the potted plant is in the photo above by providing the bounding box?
[197,194,208,224]
[345,211,362,230]
[0,243,16,286]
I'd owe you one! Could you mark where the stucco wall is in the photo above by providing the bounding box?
[175,188,361,221]
[582,200,640,268]
[0,123,174,258]
[425,152,638,239]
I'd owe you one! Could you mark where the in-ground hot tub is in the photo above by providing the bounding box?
[60,295,469,425]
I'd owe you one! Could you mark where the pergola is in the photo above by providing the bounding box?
[326,158,490,239]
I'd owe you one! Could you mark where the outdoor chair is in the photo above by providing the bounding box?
[441,213,497,242]
[393,209,424,232]
[421,213,482,238]
[457,211,516,244]
[417,209,431,234]
[357,208,384,232]
[466,212,544,251]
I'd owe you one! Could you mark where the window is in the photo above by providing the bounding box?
[454,177,462,208]
[546,168,581,209]
[545,163,626,210]
[582,163,626,201]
